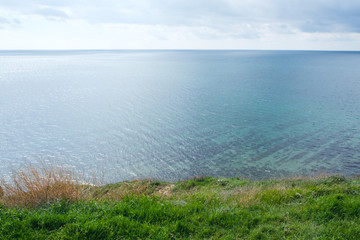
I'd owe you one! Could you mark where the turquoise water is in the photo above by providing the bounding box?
[0,50,360,181]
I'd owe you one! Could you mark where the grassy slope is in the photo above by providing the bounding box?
[0,176,360,239]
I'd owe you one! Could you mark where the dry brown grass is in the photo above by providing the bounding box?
[230,185,262,207]
[0,164,176,207]
[1,164,337,209]
[0,164,84,208]
[89,180,173,201]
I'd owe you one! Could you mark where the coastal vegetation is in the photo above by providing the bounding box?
[0,166,359,239]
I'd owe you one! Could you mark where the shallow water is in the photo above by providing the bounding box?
[0,50,360,181]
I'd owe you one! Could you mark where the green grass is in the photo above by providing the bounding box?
[0,175,359,239]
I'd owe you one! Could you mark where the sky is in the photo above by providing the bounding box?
[0,0,360,50]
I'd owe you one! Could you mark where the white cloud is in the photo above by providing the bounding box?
[0,0,359,49]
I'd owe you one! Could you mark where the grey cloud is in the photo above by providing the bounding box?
[0,0,72,21]
[13,18,21,24]
[0,17,6,29]
[0,17,10,24]
[0,16,21,29]
[34,7,69,20]
[0,16,13,28]
[273,0,360,33]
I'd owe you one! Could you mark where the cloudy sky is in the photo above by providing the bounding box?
[0,0,359,50]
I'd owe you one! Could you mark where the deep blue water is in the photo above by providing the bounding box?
[0,50,360,181]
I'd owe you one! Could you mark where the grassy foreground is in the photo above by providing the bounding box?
[0,168,360,239]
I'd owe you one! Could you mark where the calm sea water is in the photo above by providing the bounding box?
[0,50,360,181]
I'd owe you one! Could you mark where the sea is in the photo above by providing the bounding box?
[0,50,360,182]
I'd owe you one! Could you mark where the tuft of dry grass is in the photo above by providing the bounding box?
[89,179,172,201]
[0,165,174,207]
[231,185,262,207]
[0,164,84,208]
